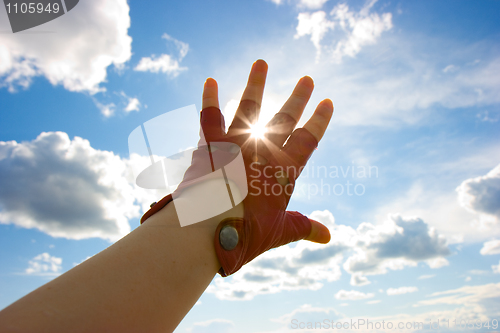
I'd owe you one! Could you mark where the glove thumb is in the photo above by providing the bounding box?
[277,211,331,247]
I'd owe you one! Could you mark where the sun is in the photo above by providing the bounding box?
[249,123,267,139]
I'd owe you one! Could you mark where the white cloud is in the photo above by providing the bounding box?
[493,261,500,274]
[374,152,500,243]
[25,252,62,276]
[207,241,344,301]
[371,157,500,246]
[189,319,234,333]
[480,239,500,255]
[124,97,140,112]
[73,256,92,267]
[335,289,374,300]
[386,286,418,295]
[418,274,435,280]
[134,54,184,76]
[317,50,500,128]
[267,283,499,333]
[342,214,450,276]
[309,209,335,228]
[206,211,342,300]
[298,0,329,10]
[330,1,392,62]
[206,1,500,132]
[426,257,450,269]
[162,33,189,60]
[294,0,392,62]
[350,273,370,286]
[266,0,329,9]
[417,283,500,316]
[121,92,141,113]
[134,34,188,77]
[0,132,153,241]
[93,92,141,117]
[366,300,381,304]
[207,210,449,300]
[468,269,489,275]
[295,11,335,60]
[443,64,459,73]
[457,164,500,226]
[272,304,342,326]
[92,97,116,117]
[0,0,132,93]
[477,110,499,123]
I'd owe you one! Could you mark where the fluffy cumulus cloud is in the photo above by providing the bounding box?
[25,252,62,276]
[457,164,500,226]
[134,34,189,77]
[0,132,157,241]
[480,239,500,255]
[0,0,132,93]
[386,286,418,296]
[342,214,450,281]
[207,210,450,300]
[295,0,392,62]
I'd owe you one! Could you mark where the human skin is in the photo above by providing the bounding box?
[0,59,333,332]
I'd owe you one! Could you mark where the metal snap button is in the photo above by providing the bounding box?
[219,225,239,251]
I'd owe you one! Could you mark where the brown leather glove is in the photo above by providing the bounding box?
[140,102,328,277]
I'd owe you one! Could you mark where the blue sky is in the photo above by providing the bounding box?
[1,0,500,332]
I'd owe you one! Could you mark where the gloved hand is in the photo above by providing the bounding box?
[141,60,333,277]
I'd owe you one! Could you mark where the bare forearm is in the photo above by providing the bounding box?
[0,202,224,333]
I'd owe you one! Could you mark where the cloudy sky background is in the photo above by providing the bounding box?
[0,0,499,332]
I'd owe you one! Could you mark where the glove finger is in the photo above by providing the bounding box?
[303,98,334,143]
[276,211,313,246]
[227,99,260,144]
[253,113,295,161]
[278,212,331,247]
[264,112,297,148]
[279,128,318,181]
[305,218,331,244]
[200,107,226,143]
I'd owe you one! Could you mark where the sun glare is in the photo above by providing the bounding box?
[249,123,267,139]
